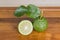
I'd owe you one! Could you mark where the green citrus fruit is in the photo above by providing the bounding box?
[33,17,48,32]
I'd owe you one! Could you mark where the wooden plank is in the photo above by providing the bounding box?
[0,7,60,40]
[0,7,60,18]
[0,18,60,40]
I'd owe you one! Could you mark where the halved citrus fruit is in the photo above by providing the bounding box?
[18,20,33,35]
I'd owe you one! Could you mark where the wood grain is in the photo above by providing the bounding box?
[0,7,60,40]
[0,7,60,18]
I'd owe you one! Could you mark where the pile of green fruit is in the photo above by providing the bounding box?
[14,4,48,35]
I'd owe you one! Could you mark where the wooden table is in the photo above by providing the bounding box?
[0,7,60,40]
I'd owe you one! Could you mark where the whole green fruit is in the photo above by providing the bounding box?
[33,17,48,32]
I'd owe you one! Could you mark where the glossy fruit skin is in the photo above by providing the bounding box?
[14,5,27,17]
[27,4,41,18]
[33,17,48,32]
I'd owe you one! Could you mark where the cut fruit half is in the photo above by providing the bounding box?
[18,20,33,35]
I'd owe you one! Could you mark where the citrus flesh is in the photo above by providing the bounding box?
[18,20,33,35]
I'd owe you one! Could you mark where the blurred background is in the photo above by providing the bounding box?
[0,0,60,7]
